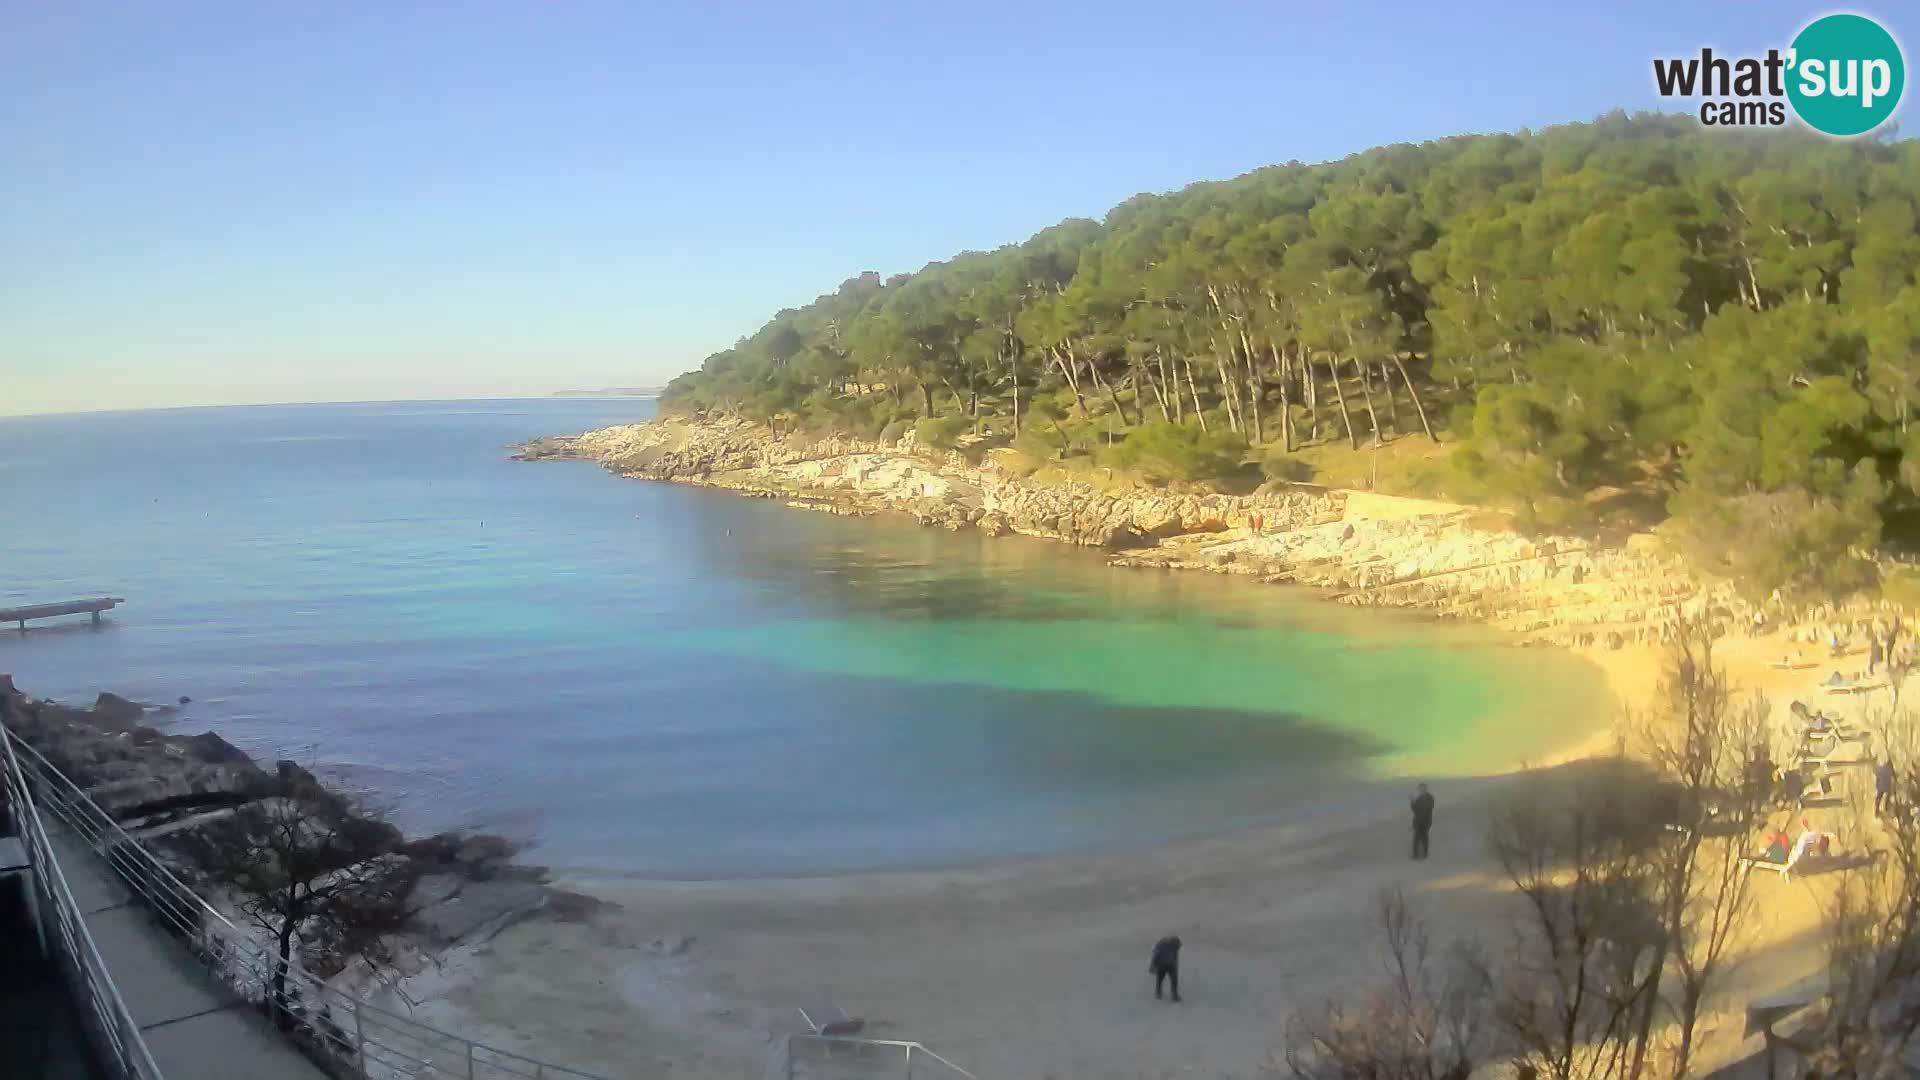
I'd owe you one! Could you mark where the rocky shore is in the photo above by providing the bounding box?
[0,675,601,960]
[517,414,1766,647]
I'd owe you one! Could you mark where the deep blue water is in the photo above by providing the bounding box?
[0,400,1605,877]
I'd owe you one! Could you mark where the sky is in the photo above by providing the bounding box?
[2,1,1913,416]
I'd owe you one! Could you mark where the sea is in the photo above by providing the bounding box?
[0,399,1609,878]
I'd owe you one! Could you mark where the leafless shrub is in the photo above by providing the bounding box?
[1478,756,1665,1080]
[1625,619,1770,1079]
[1280,889,1490,1080]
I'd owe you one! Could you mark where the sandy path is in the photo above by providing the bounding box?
[398,628,1888,1080]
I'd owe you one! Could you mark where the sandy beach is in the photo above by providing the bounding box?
[378,627,1882,1080]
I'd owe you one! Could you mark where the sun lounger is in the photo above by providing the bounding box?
[1801,720,1867,752]
[1744,849,1874,881]
[1771,658,1817,670]
[1799,745,1867,771]
[1742,850,1804,879]
[1826,681,1887,695]
[798,1005,866,1039]
[1745,830,1828,880]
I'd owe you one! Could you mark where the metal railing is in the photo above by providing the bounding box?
[1,721,166,1080]
[779,1034,976,1080]
[2,726,614,1080]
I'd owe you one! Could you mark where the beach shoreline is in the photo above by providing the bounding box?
[382,580,1636,1076]
[394,625,1873,1080]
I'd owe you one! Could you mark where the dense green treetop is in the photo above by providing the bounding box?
[662,113,1920,599]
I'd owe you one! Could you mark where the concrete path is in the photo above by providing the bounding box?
[48,828,329,1080]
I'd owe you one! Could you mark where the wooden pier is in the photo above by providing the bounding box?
[1,597,126,631]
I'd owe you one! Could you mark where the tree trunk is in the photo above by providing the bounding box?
[273,920,297,1028]
[1051,344,1089,417]
[920,382,935,418]
[1010,348,1020,438]
[1377,361,1401,431]
[1184,357,1209,433]
[1158,354,1181,422]
[1305,348,1320,441]
[1089,361,1135,426]
[1138,354,1171,423]
[1672,990,1703,1080]
[1274,342,1294,453]
[1239,328,1263,444]
[1211,343,1241,433]
[1325,354,1357,449]
[1351,356,1382,446]
[1392,355,1437,442]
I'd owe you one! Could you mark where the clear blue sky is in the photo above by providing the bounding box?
[2,1,1910,415]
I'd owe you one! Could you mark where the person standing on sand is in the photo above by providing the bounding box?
[1879,758,1898,817]
[1410,783,1436,860]
[1149,935,1183,1002]
[1144,930,1175,999]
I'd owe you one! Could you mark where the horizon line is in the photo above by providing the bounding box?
[0,391,662,422]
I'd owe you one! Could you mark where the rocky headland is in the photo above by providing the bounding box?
[0,674,602,959]
[517,414,1798,647]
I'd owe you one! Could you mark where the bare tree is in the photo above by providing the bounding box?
[1480,757,1665,1080]
[1625,620,1770,1079]
[182,775,417,1027]
[1281,889,1490,1080]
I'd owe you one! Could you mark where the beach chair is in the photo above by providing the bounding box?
[798,1004,866,1039]
[1743,840,1813,880]
[1742,850,1800,879]
[1804,713,1873,757]
[794,1004,868,1066]
[1799,744,1861,773]
[1826,681,1887,696]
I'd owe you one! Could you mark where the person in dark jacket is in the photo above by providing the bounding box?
[1411,783,1436,860]
[1879,758,1899,817]
[1149,935,1182,1002]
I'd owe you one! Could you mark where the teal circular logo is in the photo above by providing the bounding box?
[1788,13,1905,136]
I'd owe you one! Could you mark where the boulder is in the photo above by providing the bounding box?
[93,692,145,728]
[412,878,548,945]
[175,732,253,767]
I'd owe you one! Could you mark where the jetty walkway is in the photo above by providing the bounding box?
[2,598,125,632]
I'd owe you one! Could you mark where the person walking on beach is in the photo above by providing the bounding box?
[1410,783,1436,860]
[1149,934,1183,1002]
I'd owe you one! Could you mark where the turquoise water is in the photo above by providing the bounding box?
[0,400,1608,877]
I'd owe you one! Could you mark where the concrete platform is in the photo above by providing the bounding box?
[44,824,327,1080]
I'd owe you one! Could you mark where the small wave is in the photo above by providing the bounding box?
[319,760,457,789]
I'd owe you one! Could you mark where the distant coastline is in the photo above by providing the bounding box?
[550,387,661,398]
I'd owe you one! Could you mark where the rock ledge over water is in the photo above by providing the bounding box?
[513,415,1798,646]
